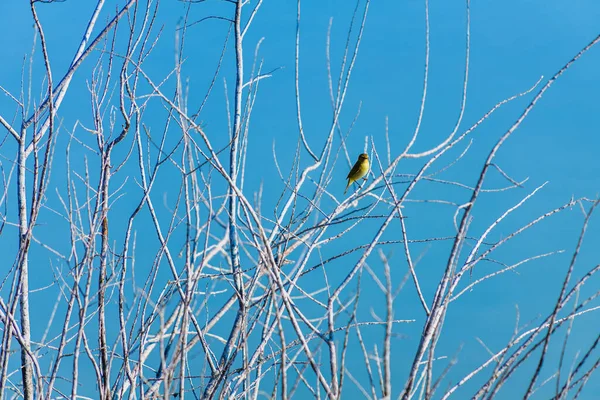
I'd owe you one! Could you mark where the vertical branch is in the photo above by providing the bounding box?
[98,150,111,400]
[294,0,317,161]
[229,0,244,295]
[381,250,393,399]
[16,127,34,400]
[203,1,247,397]
[16,0,60,395]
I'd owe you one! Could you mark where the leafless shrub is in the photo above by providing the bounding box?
[0,1,598,399]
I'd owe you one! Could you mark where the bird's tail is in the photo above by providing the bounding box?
[344,179,351,194]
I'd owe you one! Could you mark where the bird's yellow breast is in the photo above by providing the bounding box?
[356,159,369,179]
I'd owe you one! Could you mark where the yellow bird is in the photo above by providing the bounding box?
[345,153,370,194]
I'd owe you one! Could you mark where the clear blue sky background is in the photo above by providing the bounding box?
[1,0,599,398]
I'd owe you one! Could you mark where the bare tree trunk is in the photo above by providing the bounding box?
[98,151,111,400]
[17,131,34,400]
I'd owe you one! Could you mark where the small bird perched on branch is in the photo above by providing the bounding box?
[345,153,370,194]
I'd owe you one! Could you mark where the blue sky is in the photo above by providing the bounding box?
[1,0,600,398]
